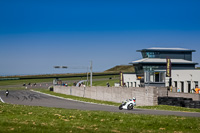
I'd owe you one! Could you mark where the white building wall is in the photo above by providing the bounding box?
[123,74,140,87]
[165,70,200,93]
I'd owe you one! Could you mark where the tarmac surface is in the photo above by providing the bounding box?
[1,90,200,117]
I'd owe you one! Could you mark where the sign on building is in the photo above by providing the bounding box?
[120,71,124,86]
[166,57,171,77]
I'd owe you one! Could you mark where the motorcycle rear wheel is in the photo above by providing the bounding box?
[119,105,123,110]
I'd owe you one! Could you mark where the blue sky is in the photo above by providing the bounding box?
[0,0,200,75]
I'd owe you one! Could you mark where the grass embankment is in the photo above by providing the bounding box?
[36,89,200,113]
[105,65,135,73]
[0,74,119,86]
[1,102,200,133]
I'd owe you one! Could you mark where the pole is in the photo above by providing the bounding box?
[90,61,92,87]
[87,67,88,86]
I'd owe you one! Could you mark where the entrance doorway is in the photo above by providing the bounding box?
[155,72,159,82]
[181,82,184,92]
[187,81,191,93]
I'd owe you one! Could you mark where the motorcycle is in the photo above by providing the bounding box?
[119,97,136,110]
[5,90,9,97]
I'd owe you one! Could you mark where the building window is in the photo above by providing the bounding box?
[195,81,198,87]
[160,72,165,82]
[145,71,165,83]
[142,52,160,58]
[174,81,177,88]
[143,66,159,71]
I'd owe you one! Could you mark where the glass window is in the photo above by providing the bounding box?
[174,81,177,88]
[160,72,165,82]
[150,72,154,82]
[142,52,160,58]
[146,52,155,58]
[145,71,165,83]
[195,81,198,87]
[142,52,147,58]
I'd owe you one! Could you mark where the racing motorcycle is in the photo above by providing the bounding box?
[119,97,136,110]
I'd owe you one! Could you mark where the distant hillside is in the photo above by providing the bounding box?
[105,65,135,73]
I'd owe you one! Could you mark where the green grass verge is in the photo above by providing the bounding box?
[89,79,119,87]
[1,102,200,133]
[35,89,200,113]
[137,105,200,113]
[35,89,120,106]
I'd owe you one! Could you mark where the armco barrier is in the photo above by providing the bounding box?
[53,86,158,106]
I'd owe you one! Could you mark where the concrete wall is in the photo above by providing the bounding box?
[168,92,200,101]
[157,87,200,101]
[54,86,158,106]
[53,85,200,106]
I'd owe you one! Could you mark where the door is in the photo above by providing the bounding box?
[188,81,191,93]
[155,72,159,82]
[181,82,184,92]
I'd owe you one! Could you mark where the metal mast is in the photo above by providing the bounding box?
[90,61,92,86]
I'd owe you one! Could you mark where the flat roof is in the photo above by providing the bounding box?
[130,58,198,65]
[137,47,196,52]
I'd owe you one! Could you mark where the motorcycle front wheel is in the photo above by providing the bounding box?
[127,104,133,110]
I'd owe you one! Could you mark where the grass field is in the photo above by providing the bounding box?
[1,102,200,133]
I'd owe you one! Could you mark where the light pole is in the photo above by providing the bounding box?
[90,61,92,87]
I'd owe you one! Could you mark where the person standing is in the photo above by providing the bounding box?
[195,85,200,94]
[106,82,110,87]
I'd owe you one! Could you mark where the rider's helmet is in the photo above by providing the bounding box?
[133,97,136,102]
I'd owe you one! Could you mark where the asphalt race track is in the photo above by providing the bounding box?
[1,90,200,117]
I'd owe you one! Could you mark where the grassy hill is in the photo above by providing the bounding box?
[105,65,135,73]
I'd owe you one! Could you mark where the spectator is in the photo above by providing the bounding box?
[195,85,200,94]
[106,82,110,87]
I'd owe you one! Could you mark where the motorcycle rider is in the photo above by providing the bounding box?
[5,90,9,97]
